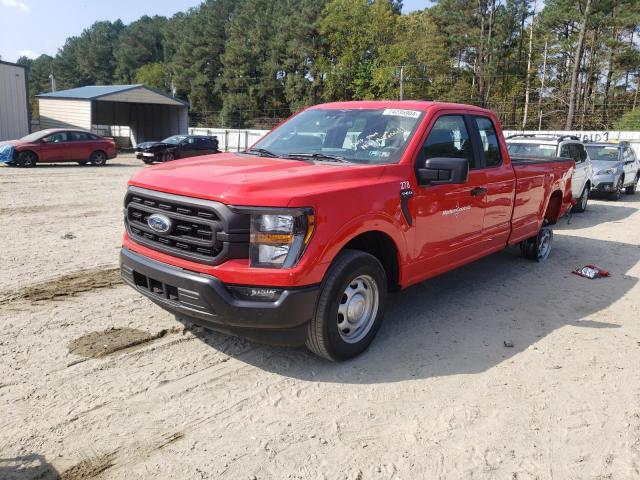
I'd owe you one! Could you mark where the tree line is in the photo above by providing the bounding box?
[16,0,640,130]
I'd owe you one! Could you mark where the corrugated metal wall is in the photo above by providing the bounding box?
[39,98,92,130]
[0,62,29,141]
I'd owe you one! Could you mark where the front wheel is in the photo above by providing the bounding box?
[16,151,37,168]
[520,224,553,262]
[610,177,624,200]
[573,185,589,213]
[90,150,107,166]
[625,175,638,195]
[306,250,387,361]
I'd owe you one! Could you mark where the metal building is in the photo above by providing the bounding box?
[0,60,30,141]
[37,84,188,147]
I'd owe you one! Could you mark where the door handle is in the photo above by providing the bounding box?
[470,187,487,197]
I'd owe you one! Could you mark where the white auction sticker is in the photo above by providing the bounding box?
[382,108,422,118]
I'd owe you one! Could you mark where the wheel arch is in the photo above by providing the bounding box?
[544,190,564,224]
[334,229,402,292]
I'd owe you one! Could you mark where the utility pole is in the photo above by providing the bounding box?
[522,0,537,129]
[48,73,56,92]
[399,65,404,101]
[538,39,548,131]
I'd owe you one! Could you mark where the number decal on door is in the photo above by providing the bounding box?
[400,181,411,190]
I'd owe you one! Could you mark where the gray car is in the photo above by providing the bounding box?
[585,142,640,200]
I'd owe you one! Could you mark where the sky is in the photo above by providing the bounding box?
[0,0,430,63]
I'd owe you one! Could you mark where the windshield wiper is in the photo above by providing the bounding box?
[245,148,279,158]
[287,152,350,163]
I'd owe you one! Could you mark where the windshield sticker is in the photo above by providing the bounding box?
[382,108,421,118]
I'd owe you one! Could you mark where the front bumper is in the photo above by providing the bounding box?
[120,248,320,345]
[592,174,619,192]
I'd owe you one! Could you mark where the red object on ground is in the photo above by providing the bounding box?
[573,265,611,279]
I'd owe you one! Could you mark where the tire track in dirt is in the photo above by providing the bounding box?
[0,266,122,307]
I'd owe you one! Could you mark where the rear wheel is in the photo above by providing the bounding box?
[16,150,37,168]
[305,250,387,361]
[625,175,638,195]
[520,224,553,262]
[573,184,589,213]
[90,150,107,166]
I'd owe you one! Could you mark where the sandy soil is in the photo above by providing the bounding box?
[1,155,639,479]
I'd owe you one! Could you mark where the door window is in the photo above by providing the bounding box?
[44,132,68,143]
[422,115,475,169]
[624,147,636,162]
[473,117,501,167]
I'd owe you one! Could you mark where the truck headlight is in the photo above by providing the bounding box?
[248,209,315,268]
[597,167,616,175]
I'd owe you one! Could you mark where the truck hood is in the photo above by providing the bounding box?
[129,152,383,206]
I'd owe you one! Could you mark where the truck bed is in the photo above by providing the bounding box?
[509,155,575,245]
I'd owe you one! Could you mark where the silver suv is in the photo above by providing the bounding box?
[506,135,593,212]
[584,141,640,200]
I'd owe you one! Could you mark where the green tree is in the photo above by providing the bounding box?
[613,108,640,130]
[114,15,167,83]
[135,62,170,91]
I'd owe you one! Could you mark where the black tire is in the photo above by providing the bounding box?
[16,150,37,168]
[90,150,107,166]
[572,184,589,213]
[610,177,624,200]
[78,161,88,166]
[143,158,155,165]
[306,250,387,361]
[163,150,175,162]
[520,224,553,262]
[625,175,638,195]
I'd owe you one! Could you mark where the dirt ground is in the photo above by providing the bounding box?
[1,155,640,480]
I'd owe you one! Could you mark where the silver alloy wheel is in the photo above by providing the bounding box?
[580,187,588,210]
[337,274,379,344]
[92,151,106,165]
[537,229,552,260]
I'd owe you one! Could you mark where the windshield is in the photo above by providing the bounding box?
[585,145,621,162]
[250,108,425,164]
[162,135,187,144]
[19,131,48,142]
[507,143,557,157]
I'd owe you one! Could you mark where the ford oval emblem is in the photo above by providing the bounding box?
[147,213,172,234]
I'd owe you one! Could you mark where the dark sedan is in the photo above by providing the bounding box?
[135,135,219,164]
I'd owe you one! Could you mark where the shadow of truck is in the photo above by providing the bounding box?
[179,233,638,384]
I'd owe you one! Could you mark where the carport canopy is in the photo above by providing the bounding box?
[37,84,189,147]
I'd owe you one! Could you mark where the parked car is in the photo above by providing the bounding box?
[0,129,116,167]
[120,101,573,360]
[584,141,640,199]
[135,135,219,164]
[506,134,593,212]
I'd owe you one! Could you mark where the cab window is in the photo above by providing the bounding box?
[421,115,475,169]
[473,116,501,167]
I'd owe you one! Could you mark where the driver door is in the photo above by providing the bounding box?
[411,114,487,280]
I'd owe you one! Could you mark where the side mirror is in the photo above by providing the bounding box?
[417,157,469,186]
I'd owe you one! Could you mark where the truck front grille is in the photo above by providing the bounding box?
[124,187,249,265]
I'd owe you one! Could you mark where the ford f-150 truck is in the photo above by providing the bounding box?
[120,101,574,360]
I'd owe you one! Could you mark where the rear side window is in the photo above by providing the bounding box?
[422,115,475,169]
[70,132,90,141]
[473,117,501,167]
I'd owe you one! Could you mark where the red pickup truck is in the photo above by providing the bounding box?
[120,101,573,360]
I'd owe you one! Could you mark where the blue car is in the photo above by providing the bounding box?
[585,141,640,200]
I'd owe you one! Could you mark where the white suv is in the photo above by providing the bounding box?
[506,135,593,212]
